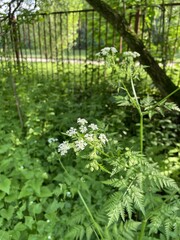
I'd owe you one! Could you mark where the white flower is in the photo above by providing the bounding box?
[66,127,77,136]
[101,47,111,56]
[77,118,88,125]
[123,51,140,58]
[111,47,118,54]
[79,125,87,133]
[95,52,101,57]
[66,191,71,197]
[48,138,58,144]
[75,139,87,151]
[99,133,108,144]
[58,141,71,156]
[133,52,140,57]
[88,123,98,131]
[98,47,118,57]
[84,133,94,141]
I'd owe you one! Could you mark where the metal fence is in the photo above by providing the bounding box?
[0,3,179,90]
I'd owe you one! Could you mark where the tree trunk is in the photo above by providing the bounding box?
[86,0,180,106]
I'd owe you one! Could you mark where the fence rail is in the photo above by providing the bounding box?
[0,3,179,89]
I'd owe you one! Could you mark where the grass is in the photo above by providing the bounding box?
[0,49,90,60]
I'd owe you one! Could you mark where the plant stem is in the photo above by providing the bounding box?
[138,219,147,240]
[78,191,104,240]
[59,158,104,240]
[140,113,143,154]
[145,87,180,114]
[130,78,144,153]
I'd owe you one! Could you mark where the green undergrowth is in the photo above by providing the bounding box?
[0,52,179,239]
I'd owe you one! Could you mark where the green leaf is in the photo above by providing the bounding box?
[18,185,34,199]
[0,230,11,240]
[46,199,60,213]
[39,186,53,198]
[130,186,145,215]
[0,144,12,154]
[5,191,18,202]
[30,203,42,215]
[0,206,14,220]
[0,175,11,194]
[16,202,27,219]
[14,222,27,231]
[0,191,5,200]
[25,216,34,230]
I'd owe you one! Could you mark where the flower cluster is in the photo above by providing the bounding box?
[57,118,108,157]
[96,47,118,57]
[123,51,140,58]
[48,138,58,144]
[58,141,71,156]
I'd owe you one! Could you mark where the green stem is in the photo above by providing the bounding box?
[138,219,147,240]
[140,113,143,154]
[144,87,180,115]
[78,191,104,240]
[130,78,144,153]
[59,159,104,240]
[157,87,180,106]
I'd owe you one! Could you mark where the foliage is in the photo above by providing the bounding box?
[0,46,179,240]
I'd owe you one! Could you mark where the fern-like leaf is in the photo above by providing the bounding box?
[164,218,173,240]
[106,192,125,225]
[85,224,93,240]
[123,195,133,219]
[129,186,145,215]
[119,220,141,240]
[102,178,127,189]
[65,225,85,240]
[149,172,179,191]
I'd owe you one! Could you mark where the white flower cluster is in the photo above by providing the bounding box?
[96,47,118,57]
[57,118,108,156]
[75,139,87,151]
[48,138,58,144]
[58,141,71,156]
[123,51,140,58]
[66,127,77,136]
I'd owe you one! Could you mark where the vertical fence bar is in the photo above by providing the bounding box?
[85,10,88,88]
[78,11,82,89]
[161,2,166,69]
[97,13,102,84]
[17,18,23,70]
[66,12,70,89]
[37,19,43,80]
[54,13,59,81]
[12,17,21,70]
[22,19,28,61]
[32,20,39,78]
[91,10,95,87]
[0,20,6,74]
[72,11,76,90]
[43,15,49,80]
[59,13,64,76]
[141,6,145,41]
[9,17,17,66]
[48,14,54,80]
[27,19,32,64]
